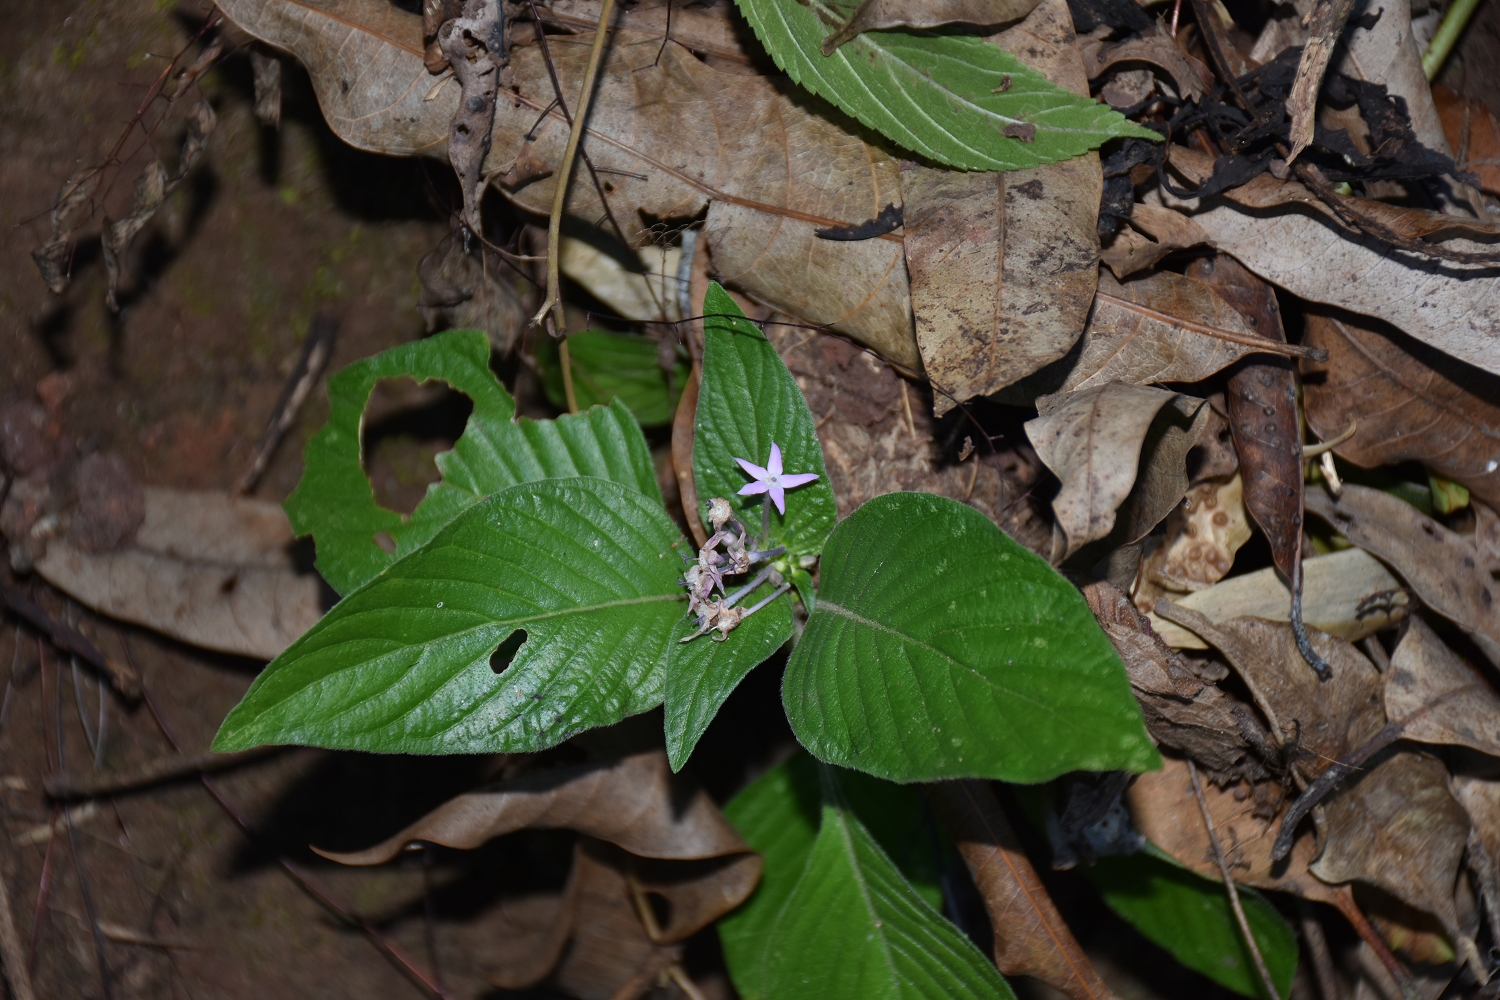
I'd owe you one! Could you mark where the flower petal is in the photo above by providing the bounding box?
[767,442,783,479]
[735,457,769,481]
[768,485,786,515]
[738,482,769,496]
[777,473,819,489]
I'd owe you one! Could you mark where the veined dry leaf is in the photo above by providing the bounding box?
[217,0,920,366]
[902,0,1102,412]
[1302,310,1500,507]
[821,0,1040,53]
[1387,616,1500,758]
[1099,201,1209,279]
[1085,581,1253,775]
[1147,547,1408,650]
[1026,384,1203,558]
[1152,149,1500,377]
[1079,21,1207,100]
[926,780,1119,1000]
[1305,484,1500,666]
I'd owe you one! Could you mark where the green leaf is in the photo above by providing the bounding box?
[538,330,688,427]
[784,491,1159,782]
[694,283,837,558]
[719,755,959,1000]
[286,329,661,595]
[665,584,793,772]
[1086,849,1298,998]
[732,0,1158,172]
[215,478,688,755]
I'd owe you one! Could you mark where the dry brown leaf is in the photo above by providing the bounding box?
[1084,581,1255,775]
[1079,21,1207,100]
[1453,773,1500,932]
[1152,150,1500,378]
[903,0,1101,411]
[926,780,1119,1000]
[1305,484,1500,666]
[1025,384,1202,558]
[217,0,920,366]
[1387,616,1500,758]
[1099,201,1209,278]
[1302,310,1500,507]
[821,0,1041,53]
[1335,0,1450,157]
[1434,84,1500,194]
[1137,472,1253,601]
[1146,547,1408,650]
[1477,500,1500,573]
[417,230,528,351]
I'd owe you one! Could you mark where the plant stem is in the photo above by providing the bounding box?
[1423,0,1484,80]
[531,0,618,330]
[1187,760,1281,1000]
[559,335,580,413]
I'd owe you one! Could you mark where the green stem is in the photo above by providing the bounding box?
[1423,0,1484,81]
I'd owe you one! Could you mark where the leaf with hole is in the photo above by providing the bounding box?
[214,477,687,755]
[784,491,1158,782]
[694,283,837,558]
[286,329,660,596]
[734,0,1157,171]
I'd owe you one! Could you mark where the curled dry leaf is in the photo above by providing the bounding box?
[1100,202,1209,279]
[1025,384,1204,558]
[925,780,1119,1000]
[902,0,1102,412]
[1285,0,1358,163]
[1153,149,1500,378]
[1305,484,1500,666]
[1079,21,1207,101]
[1302,310,1500,507]
[31,167,97,294]
[217,0,920,366]
[820,0,1041,53]
[1335,0,1450,157]
[1387,616,1500,758]
[1146,547,1408,650]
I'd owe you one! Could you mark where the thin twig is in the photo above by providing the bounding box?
[44,746,285,801]
[55,650,112,1000]
[0,835,37,1000]
[1095,291,1329,361]
[532,0,620,331]
[1299,900,1343,1000]
[1271,722,1405,861]
[0,586,139,699]
[1187,760,1281,1000]
[238,316,337,494]
[559,336,581,413]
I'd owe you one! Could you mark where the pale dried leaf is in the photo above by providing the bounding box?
[250,49,283,126]
[560,233,684,323]
[1387,616,1500,757]
[821,0,1041,53]
[1335,0,1450,156]
[1147,548,1408,650]
[1138,472,1253,598]
[1305,484,1500,666]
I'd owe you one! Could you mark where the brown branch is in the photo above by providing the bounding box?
[0,586,139,699]
[1271,721,1406,861]
[238,316,336,495]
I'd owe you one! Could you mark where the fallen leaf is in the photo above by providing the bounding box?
[902,0,1102,412]
[416,230,527,352]
[1137,472,1253,599]
[1099,201,1209,278]
[1478,501,1500,573]
[926,780,1120,1000]
[1152,149,1500,378]
[1146,548,1408,650]
[1025,384,1203,558]
[217,0,921,367]
[1285,0,1359,163]
[1453,773,1500,932]
[1079,21,1207,101]
[820,0,1040,53]
[1386,616,1500,758]
[1302,310,1500,507]
[1434,84,1500,194]
[1335,0,1450,157]
[559,232,686,323]
[1304,483,1500,666]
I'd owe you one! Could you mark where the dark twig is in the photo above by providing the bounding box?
[1271,721,1405,861]
[1188,760,1281,1000]
[238,316,337,495]
[1290,567,1335,682]
[1298,900,1343,1000]
[44,745,285,801]
[0,586,139,698]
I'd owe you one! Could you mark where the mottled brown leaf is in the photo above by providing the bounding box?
[1387,616,1500,757]
[1302,310,1500,507]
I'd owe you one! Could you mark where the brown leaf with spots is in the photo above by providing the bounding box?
[1305,484,1500,666]
[1302,310,1500,507]
[1386,616,1500,758]
[1135,472,1253,608]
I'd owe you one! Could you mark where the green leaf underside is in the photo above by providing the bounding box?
[720,755,969,1000]
[286,329,660,596]
[214,478,687,755]
[665,584,794,772]
[733,0,1158,172]
[540,330,688,427]
[694,283,837,559]
[784,492,1159,782]
[1087,849,1298,998]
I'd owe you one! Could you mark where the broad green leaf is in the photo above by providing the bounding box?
[694,283,836,558]
[215,478,688,755]
[286,329,660,595]
[664,583,793,772]
[1087,849,1298,998]
[720,755,953,1000]
[784,492,1159,782]
[538,329,689,427]
[733,0,1158,172]
[764,785,1012,1000]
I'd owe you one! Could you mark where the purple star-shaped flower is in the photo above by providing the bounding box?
[734,442,819,515]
